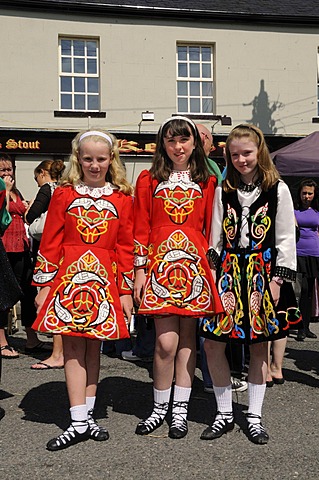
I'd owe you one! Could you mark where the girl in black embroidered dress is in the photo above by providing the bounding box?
[200,124,300,445]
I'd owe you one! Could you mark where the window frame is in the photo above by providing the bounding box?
[176,44,214,115]
[58,37,100,113]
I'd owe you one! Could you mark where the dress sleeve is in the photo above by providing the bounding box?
[133,170,152,269]
[26,184,51,224]
[32,187,67,287]
[116,194,134,295]
[274,181,297,280]
[208,185,224,267]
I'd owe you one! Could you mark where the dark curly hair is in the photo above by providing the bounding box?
[296,178,319,210]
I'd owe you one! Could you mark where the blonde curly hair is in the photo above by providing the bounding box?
[60,129,133,195]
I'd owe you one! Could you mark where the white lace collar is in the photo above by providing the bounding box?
[75,182,116,198]
[169,170,192,183]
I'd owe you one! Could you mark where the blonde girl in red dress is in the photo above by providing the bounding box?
[134,116,223,439]
[33,130,134,450]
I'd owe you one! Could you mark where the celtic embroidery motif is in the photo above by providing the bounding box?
[67,197,118,244]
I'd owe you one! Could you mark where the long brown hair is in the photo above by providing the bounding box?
[223,124,280,193]
[150,117,209,183]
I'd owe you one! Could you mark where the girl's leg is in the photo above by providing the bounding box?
[269,337,287,382]
[136,315,180,436]
[170,317,197,439]
[0,324,19,358]
[246,342,269,445]
[85,339,109,442]
[153,315,180,389]
[266,342,274,387]
[31,334,64,369]
[199,337,213,390]
[200,340,234,441]
[47,336,90,451]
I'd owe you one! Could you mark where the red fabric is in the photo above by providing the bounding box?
[134,170,223,317]
[0,188,5,211]
[2,194,29,252]
[32,185,134,340]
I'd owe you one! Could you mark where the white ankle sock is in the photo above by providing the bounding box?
[171,386,191,425]
[153,387,171,404]
[70,404,88,434]
[213,385,233,415]
[247,382,266,424]
[173,385,191,403]
[86,396,96,415]
[148,387,171,422]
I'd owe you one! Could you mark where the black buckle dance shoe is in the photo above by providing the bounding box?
[200,412,234,440]
[88,409,109,441]
[246,414,269,445]
[46,424,90,451]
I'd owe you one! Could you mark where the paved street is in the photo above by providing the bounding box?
[0,324,318,480]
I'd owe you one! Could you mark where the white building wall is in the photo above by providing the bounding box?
[0,9,318,136]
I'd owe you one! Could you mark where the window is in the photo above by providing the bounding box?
[59,38,100,111]
[177,45,214,114]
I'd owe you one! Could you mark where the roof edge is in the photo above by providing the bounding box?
[1,1,319,26]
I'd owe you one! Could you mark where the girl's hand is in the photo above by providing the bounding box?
[35,286,50,314]
[120,294,133,325]
[134,269,146,305]
[210,268,217,283]
[269,280,281,306]
[24,199,33,222]
[4,175,14,192]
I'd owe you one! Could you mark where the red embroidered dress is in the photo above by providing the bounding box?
[32,183,134,340]
[134,170,223,317]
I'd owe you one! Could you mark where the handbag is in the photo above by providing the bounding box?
[29,211,47,241]
[28,182,57,241]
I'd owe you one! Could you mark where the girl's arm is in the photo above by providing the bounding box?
[133,171,152,302]
[115,194,134,296]
[273,181,297,281]
[134,268,146,305]
[120,294,133,324]
[203,175,217,244]
[208,185,224,269]
[133,170,152,268]
[35,286,51,313]
[269,182,297,303]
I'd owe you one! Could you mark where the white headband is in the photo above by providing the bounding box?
[79,130,113,146]
[160,116,196,132]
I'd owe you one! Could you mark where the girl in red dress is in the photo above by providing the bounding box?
[33,130,134,450]
[134,116,223,439]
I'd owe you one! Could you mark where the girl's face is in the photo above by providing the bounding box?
[163,129,195,171]
[300,185,315,209]
[0,160,13,180]
[228,137,258,184]
[78,139,112,187]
